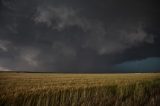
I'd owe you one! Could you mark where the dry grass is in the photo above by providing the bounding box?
[0,72,160,106]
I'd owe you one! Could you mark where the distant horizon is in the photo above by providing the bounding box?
[0,70,159,73]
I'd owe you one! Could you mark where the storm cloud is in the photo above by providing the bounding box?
[0,0,160,72]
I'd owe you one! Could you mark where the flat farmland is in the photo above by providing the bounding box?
[0,72,160,106]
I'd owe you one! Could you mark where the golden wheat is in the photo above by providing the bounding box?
[0,72,160,106]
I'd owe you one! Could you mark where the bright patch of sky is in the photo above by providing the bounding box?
[114,57,160,72]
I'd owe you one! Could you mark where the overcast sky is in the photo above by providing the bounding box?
[0,0,160,72]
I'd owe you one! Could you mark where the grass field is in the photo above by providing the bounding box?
[0,72,160,106]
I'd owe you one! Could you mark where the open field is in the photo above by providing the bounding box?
[0,72,160,106]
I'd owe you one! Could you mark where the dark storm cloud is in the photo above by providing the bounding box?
[0,0,159,72]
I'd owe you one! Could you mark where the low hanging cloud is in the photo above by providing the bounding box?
[0,39,11,52]
[34,6,90,31]
[83,22,154,55]
[20,47,40,67]
[52,41,76,58]
[34,5,155,56]
[0,65,11,71]
[0,0,159,72]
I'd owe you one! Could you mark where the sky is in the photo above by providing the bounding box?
[0,0,160,72]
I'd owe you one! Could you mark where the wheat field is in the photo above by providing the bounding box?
[0,72,160,106]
